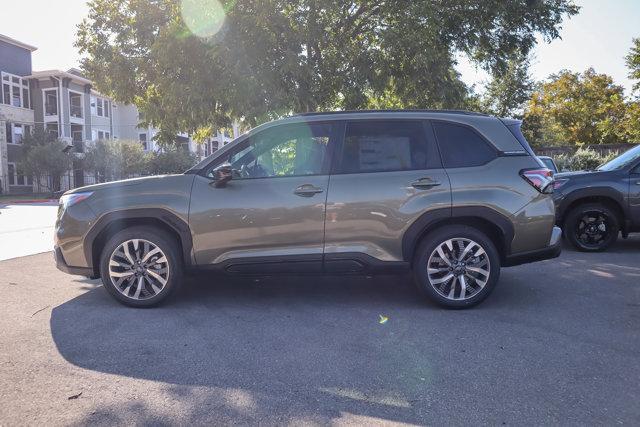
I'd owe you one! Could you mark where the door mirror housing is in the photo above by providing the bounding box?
[212,163,233,188]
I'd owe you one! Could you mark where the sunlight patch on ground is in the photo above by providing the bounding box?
[318,387,411,408]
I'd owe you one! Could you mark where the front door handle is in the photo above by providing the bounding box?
[411,178,441,189]
[294,184,324,197]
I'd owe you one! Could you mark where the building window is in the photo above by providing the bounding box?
[8,163,16,185]
[91,96,111,117]
[1,72,30,108]
[97,130,104,140]
[46,123,59,139]
[139,133,147,150]
[69,91,83,119]
[44,89,58,116]
[5,123,30,144]
[105,132,110,139]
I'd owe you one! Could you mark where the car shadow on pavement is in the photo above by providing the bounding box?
[49,270,539,424]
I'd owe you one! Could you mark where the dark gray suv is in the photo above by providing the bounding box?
[54,110,561,308]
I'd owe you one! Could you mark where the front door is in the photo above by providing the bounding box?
[189,122,337,272]
[323,120,451,269]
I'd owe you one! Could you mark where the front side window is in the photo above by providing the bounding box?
[337,120,429,174]
[212,123,332,179]
[432,121,497,168]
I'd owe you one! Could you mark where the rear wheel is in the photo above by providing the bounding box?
[99,226,182,307]
[413,225,501,309]
[564,203,619,252]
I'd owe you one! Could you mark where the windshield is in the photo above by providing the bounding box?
[597,145,640,171]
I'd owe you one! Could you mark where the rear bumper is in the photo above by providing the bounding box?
[54,246,96,278]
[503,226,562,267]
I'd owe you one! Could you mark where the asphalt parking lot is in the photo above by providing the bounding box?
[1,238,639,425]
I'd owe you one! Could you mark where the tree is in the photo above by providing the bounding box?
[19,129,73,193]
[480,52,534,118]
[522,69,628,146]
[76,0,579,140]
[626,37,640,95]
[84,139,148,182]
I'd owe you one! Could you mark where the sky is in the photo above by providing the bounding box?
[2,0,639,95]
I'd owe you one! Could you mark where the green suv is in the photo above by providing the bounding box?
[54,110,561,308]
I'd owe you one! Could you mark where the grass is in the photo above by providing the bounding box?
[0,194,55,202]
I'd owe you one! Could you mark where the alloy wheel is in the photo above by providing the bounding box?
[575,210,611,249]
[108,239,170,300]
[426,238,490,301]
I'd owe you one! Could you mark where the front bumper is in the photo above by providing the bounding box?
[54,246,96,278]
[503,226,562,267]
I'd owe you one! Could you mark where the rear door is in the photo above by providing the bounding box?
[323,120,451,270]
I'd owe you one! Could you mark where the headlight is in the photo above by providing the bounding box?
[552,179,569,190]
[59,192,93,209]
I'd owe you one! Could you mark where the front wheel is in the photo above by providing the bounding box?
[413,225,501,309]
[99,226,183,307]
[563,203,619,252]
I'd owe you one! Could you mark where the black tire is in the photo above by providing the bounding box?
[563,203,619,252]
[99,226,183,307]
[412,225,501,309]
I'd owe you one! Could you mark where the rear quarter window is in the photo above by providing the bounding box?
[432,121,497,168]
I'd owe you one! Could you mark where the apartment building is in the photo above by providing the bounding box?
[0,34,36,194]
[0,33,240,194]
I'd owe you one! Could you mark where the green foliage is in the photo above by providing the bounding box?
[554,148,619,172]
[84,139,148,182]
[522,69,628,146]
[146,149,198,175]
[76,0,578,138]
[480,52,534,118]
[19,129,73,192]
[626,38,640,95]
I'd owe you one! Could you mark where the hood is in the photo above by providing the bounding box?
[65,175,181,194]
[555,170,614,180]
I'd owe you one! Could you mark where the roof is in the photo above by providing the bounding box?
[27,70,93,85]
[294,109,489,117]
[0,34,37,52]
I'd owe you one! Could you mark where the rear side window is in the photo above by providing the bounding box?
[432,122,496,168]
[337,121,429,173]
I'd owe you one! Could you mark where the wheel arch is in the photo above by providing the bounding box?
[559,189,627,230]
[84,209,193,276]
[402,207,514,264]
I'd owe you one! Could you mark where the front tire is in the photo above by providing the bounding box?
[563,203,619,252]
[413,225,501,309]
[99,226,182,307]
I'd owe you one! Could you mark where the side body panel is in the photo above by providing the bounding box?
[189,174,329,267]
[56,175,195,268]
[323,169,452,263]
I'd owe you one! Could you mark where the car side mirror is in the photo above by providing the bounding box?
[212,163,233,188]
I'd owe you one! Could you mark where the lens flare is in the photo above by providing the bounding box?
[181,0,226,38]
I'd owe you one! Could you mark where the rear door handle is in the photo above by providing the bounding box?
[411,178,441,189]
[294,184,324,197]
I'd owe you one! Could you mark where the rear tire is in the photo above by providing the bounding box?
[563,203,619,252]
[413,225,501,309]
[99,226,182,307]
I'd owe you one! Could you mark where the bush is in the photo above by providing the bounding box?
[146,149,198,175]
[553,148,620,172]
[84,139,148,182]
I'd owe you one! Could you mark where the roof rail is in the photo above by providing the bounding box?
[293,109,490,117]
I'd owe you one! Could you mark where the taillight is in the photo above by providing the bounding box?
[521,168,554,194]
